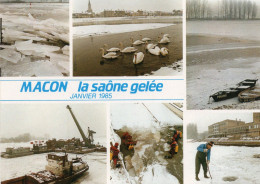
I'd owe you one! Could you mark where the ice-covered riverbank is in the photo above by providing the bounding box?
[73,23,174,38]
[110,103,183,184]
[187,20,260,109]
[0,3,69,76]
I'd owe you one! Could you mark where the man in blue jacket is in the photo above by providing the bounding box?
[195,141,214,181]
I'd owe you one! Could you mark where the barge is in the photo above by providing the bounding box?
[1,153,89,184]
[1,147,33,158]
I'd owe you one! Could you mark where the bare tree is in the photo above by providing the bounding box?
[238,0,242,19]
[186,0,258,20]
[252,1,258,19]
[247,0,253,19]
[187,123,198,139]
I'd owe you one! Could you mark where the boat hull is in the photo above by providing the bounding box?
[1,166,89,184]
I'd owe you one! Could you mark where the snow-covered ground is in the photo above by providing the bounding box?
[0,3,69,76]
[111,103,182,130]
[148,60,183,76]
[0,149,106,184]
[73,23,174,38]
[185,142,260,184]
[187,57,260,109]
[187,20,260,109]
[73,16,182,24]
[110,103,183,184]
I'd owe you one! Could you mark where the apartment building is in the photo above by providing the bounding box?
[208,113,260,139]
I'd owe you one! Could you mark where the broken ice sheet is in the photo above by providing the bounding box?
[3,29,46,43]
[2,60,63,77]
[0,45,16,49]
[0,48,22,64]
[15,40,60,56]
[47,53,69,75]
[56,61,69,75]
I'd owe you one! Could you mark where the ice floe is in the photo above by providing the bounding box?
[0,48,22,64]
[0,3,69,76]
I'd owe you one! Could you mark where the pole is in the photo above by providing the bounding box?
[206,149,212,179]
[207,163,213,179]
[0,18,2,44]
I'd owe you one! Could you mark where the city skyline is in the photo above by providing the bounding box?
[73,0,183,13]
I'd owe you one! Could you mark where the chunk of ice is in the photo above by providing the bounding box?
[2,60,63,77]
[15,40,60,56]
[3,29,46,43]
[0,48,21,64]
[28,13,34,20]
[62,45,69,56]
[0,45,15,49]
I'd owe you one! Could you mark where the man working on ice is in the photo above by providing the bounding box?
[195,141,214,181]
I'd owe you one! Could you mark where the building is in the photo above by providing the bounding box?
[87,0,93,14]
[208,119,245,137]
[208,113,260,139]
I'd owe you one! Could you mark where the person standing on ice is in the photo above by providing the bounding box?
[195,141,214,181]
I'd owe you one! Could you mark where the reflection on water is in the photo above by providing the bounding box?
[73,20,183,76]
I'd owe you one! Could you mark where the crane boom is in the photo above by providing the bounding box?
[66,105,91,147]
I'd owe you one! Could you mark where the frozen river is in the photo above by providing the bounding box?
[187,20,260,109]
[73,23,175,38]
[187,20,260,41]
[73,17,183,76]
[0,151,107,184]
[0,3,69,77]
[185,142,260,184]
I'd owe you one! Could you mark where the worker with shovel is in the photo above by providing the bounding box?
[195,141,214,181]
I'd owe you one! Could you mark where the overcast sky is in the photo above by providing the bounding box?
[0,103,107,140]
[186,111,253,133]
[73,0,183,13]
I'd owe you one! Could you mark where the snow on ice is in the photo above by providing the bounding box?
[0,3,69,76]
[149,60,183,76]
[73,23,175,38]
[187,21,260,109]
[141,164,179,184]
[0,142,106,184]
[110,103,182,184]
[187,20,260,41]
[111,103,182,130]
[74,16,181,24]
[187,57,260,109]
[186,142,260,184]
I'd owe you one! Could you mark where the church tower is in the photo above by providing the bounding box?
[87,0,93,13]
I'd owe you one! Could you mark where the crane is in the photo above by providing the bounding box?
[66,105,94,148]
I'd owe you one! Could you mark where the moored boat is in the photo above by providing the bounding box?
[1,153,89,184]
[1,147,33,158]
[238,87,260,102]
[209,79,258,102]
